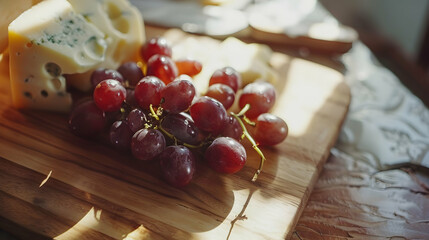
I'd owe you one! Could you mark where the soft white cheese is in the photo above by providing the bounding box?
[220,37,278,86]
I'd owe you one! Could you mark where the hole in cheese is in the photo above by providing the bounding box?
[45,62,62,77]
[24,91,32,99]
[51,77,62,90]
[83,36,106,60]
[113,17,130,34]
[106,2,121,19]
[41,90,48,97]
[104,2,130,34]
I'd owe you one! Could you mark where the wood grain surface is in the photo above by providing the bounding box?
[0,28,350,239]
[293,150,429,240]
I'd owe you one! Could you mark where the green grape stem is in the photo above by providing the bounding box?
[157,117,206,149]
[149,104,160,121]
[231,104,265,182]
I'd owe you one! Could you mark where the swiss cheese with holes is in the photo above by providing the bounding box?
[66,0,145,92]
[8,0,144,112]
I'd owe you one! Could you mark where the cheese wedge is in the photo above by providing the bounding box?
[8,0,108,112]
[171,34,278,94]
[220,37,278,86]
[66,0,145,92]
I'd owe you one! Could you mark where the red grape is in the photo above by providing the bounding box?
[221,115,243,140]
[69,100,106,138]
[146,54,178,85]
[140,37,172,63]
[175,59,203,77]
[161,78,195,113]
[93,79,126,112]
[109,120,133,151]
[205,137,246,174]
[134,76,165,109]
[90,68,124,89]
[209,67,241,93]
[159,145,196,187]
[189,96,227,134]
[253,113,288,146]
[205,83,235,110]
[238,81,276,119]
[126,108,152,133]
[160,112,202,145]
[131,129,166,161]
[117,62,144,86]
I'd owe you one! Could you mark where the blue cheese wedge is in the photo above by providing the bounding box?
[66,0,145,92]
[8,0,108,112]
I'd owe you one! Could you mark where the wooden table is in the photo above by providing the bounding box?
[293,152,429,239]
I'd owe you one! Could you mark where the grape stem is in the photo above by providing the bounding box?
[231,104,265,182]
[157,117,206,149]
[149,104,160,121]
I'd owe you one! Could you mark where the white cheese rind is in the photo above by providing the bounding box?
[8,0,108,112]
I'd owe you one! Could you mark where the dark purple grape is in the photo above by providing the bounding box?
[238,81,276,119]
[131,129,166,161]
[69,100,106,138]
[125,88,137,107]
[90,68,124,89]
[221,115,243,140]
[126,108,152,133]
[189,96,227,134]
[117,61,144,86]
[109,120,133,151]
[205,137,246,174]
[253,113,288,146]
[134,76,165,109]
[105,109,122,125]
[159,145,196,187]
[160,112,202,145]
[161,78,195,113]
[205,83,235,110]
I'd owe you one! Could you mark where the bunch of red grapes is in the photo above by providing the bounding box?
[68,37,288,187]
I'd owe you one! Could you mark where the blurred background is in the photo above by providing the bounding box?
[134,0,429,106]
[321,0,429,62]
[320,0,429,106]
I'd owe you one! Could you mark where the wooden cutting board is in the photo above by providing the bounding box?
[0,28,350,240]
